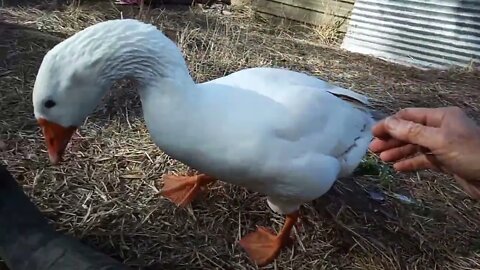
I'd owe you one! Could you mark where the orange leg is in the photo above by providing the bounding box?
[239,211,299,266]
[160,173,216,207]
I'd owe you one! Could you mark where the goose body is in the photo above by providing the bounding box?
[145,67,373,213]
[32,19,376,266]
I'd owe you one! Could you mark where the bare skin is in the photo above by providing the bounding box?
[369,106,480,199]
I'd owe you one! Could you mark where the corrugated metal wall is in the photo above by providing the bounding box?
[341,0,480,69]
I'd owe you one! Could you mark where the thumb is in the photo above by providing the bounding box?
[384,116,442,150]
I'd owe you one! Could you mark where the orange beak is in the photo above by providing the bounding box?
[37,118,77,165]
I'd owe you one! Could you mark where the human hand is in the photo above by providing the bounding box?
[369,107,480,199]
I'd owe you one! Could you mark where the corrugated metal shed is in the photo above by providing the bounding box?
[341,0,480,69]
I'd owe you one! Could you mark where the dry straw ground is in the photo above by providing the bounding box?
[1,1,480,269]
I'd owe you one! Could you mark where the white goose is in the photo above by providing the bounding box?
[32,19,377,266]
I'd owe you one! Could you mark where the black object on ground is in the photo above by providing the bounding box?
[0,165,131,270]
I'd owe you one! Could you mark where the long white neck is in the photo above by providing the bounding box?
[95,33,197,114]
[84,20,200,134]
[100,22,196,94]
[87,20,201,151]
[49,19,197,99]
[84,21,201,151]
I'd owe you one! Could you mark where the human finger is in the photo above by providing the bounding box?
[379,144,419,162]
[369,137,407,153]
[393,154,438,172]
[394,107,449,127]
[383,117,443,150]
[371,119,392,140]
[372,107,447,139]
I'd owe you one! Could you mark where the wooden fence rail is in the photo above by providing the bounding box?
[252,0,356,33]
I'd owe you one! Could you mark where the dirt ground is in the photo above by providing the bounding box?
[1,1,480,269]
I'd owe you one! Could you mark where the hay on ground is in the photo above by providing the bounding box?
[1,2,480,269]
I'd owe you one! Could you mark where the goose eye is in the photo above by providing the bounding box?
[44,100,56,109]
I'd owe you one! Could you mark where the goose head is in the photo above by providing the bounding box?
[32,19,191,164]
[32,55,106,164]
